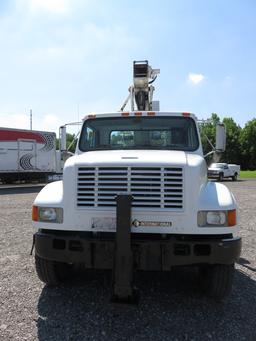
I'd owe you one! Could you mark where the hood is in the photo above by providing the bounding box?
[65,150,188,167]
[208,166,221,171]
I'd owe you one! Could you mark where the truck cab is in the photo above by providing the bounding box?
[32,111,241,300]
[32,62,241,301]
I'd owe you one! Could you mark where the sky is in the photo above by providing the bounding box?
[0,0,256,134]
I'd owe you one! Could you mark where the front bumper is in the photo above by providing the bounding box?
[208,172,220,179]
[34,231,242,270]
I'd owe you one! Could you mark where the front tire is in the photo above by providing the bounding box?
[218,173,224,181]
[199,264,234,299]
[35,255,72,286]
[232,173,238,181]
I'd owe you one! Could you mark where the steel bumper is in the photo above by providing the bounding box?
[34,231,241,270]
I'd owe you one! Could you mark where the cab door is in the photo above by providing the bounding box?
[223,164,231,177]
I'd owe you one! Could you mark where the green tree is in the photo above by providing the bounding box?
[66,133,77,153]
[240,118,256,170]
[222,117,242,164]
[200,113,220,156]
[56,133,77,153]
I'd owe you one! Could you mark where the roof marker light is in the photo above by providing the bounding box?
[121,112,129,116]
[88,114,96,119]
[147,112,155,116]
[182,112,190,117]
[135,112,142,116]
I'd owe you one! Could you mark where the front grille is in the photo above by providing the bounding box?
[77,167,183,210]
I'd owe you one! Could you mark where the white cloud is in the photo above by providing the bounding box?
[0,113,62,134]
[17,0,71,14]
[41,114,61,132]
[0,2,139,132]
[188,73,205,85]
[0,114,30,129]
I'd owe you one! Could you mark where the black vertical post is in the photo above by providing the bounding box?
[112,194,135,302]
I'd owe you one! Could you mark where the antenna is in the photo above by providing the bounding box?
[30,109,32,130]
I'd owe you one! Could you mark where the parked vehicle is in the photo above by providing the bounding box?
[32,61,241,301]
[208,163,240,181]
[0,127,57,183]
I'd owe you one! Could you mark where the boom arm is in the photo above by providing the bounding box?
[120,60,160,111]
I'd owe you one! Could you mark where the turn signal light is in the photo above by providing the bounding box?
[32,206,38,221]
[228,210,236,226]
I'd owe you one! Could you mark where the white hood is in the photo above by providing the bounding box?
[65,150,187,167]
[208,166,221,171]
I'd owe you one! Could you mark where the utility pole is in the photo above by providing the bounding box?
[30,109,32,130]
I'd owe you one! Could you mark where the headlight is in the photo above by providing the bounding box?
[207,211,226,225]
[32,206,63,223]
[198,210,236,227]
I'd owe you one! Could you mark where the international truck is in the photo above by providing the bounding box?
[0,128,58,183]
[32,61,241,301]
[208,163,240,181]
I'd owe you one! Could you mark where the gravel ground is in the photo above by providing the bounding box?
[0,180,255,341]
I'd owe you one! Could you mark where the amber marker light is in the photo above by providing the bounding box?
[228,209,236,226]
[147,112,155,116]
[88,114,96,119]
[134,112,142,116]
[121,112,129,116]
[182,112,190,117]
[32,206,38,221]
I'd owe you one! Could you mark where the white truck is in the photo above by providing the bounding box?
[208,163,240,181]
[32,61,241,301]
[0,128,57,183]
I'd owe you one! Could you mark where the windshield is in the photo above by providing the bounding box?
[79,116,199,152]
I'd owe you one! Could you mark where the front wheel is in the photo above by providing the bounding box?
[35,255,72,286]
[199,264,234,299]
[232,173,238,181]
[218,173,224,181]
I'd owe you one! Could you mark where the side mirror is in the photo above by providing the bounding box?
[215,123,226,152]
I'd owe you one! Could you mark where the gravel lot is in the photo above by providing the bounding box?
[0,181,255,341]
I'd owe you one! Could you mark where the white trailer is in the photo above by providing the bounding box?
[0,127,57,182]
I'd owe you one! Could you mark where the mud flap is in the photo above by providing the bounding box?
[111,194,139,303]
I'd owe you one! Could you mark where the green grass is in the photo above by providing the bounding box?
[240,170,256,178]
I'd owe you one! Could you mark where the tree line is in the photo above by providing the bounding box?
[58,114,256,170]
[200,113,256,170]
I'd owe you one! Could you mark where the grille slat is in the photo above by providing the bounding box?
[77,166,183,210]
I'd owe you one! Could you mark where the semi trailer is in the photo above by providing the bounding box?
[0,128,58,183]
[32,61,241,301]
